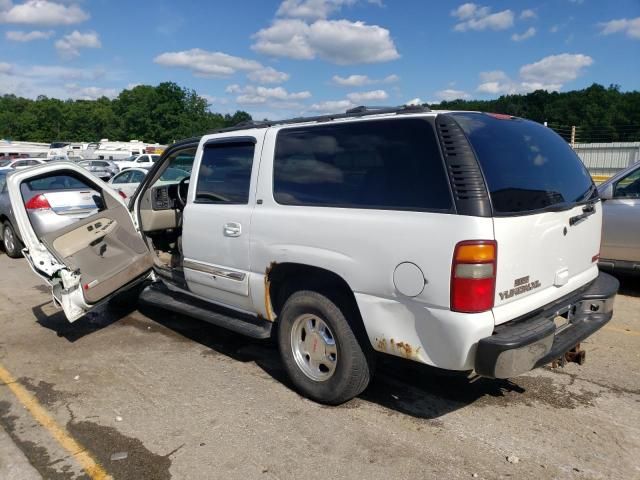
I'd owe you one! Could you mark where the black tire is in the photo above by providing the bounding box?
[2,222,23,258]
[277,290,373,405]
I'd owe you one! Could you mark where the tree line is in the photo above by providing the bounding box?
[0,82,252,145]
[1,82,638,145]
[432,84,640,143]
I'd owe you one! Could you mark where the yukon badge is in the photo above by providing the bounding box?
[499,275,541,301]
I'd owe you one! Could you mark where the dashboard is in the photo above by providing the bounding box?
[151,184,179,210]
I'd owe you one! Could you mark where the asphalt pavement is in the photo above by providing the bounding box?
[0,252,638,480]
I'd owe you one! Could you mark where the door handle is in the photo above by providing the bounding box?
[223,222,242,237]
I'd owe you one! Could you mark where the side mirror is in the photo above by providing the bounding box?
[599,183,614,200]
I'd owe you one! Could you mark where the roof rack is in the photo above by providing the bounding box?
[212,104,431,133]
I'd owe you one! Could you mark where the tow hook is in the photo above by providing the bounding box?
[551,343,586,368]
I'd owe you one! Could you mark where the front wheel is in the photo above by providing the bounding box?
[277,290,373,405]
[2,222,23,258]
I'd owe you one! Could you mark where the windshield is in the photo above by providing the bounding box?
[452,113,595,214]
[0,160,11,167]
[160,167,189,182]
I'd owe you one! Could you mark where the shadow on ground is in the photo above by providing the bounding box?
[31,293,575,420]
[613,273,640,297]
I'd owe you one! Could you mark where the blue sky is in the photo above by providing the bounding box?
[1,0,639,119]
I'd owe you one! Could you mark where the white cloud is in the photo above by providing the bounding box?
[451,3,514,32]
[346,89,388,102]
[479,70,508,82]
[64,83,118,100]
[520,9,537,20]
[252,18,399,64]
[332,74,370,86]
[476,53,593,96]
[154,48,263,78]
[5,29,53,41]
[519,53,593,85]
[55,30,100,59]
[0,62,113,99]
[276,0,382,21]
[599,17,640,40]
[435,88,471,101]
[511,27,536,41]
[331,73,398,86]
[247,66,290,84]
[0,1,89,26]
[226,84,311,105]
[310,99,354,112]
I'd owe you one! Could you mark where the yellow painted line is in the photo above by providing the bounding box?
[603,326,640,337]
[0,364,112,480]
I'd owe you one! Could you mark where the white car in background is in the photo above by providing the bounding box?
[114,154,160,171]
[109,166,189,200]
[109,167,147,199]
[0,158,44,171]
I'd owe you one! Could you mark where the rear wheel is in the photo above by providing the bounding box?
[2,222,23,258]
[277,290,373,405]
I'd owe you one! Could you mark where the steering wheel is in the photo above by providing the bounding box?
[176,177,190,209]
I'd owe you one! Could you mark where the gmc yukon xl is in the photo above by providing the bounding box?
[7,105,619,404]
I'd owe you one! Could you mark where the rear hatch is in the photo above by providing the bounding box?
[451,113,600,325]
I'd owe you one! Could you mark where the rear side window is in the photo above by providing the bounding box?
[25,175,91,191]
[195,142,254,204]
[273,118,452,211]
[452,113,594,214]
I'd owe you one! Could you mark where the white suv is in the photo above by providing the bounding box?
[7,106,618,404]
[114,154,160,171]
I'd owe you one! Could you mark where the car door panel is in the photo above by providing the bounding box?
[7,163,152,320]
[601,166,640,263]
[182,132,265,311]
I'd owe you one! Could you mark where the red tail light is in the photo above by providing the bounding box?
[25,194,51,210]
[451,240,497,313]
[118,190,127,199]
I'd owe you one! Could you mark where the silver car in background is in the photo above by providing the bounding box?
[78,160,119,180]
[20,173,99,238]
[598,161,640,274]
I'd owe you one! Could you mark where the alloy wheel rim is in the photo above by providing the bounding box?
[4,226,14,253]
[290,314,338,382]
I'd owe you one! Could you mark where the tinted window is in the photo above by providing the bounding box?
[614,167,640,198]
[452,113,594,214]
[25,175,91,191]
[195,143,254,204]
[0,160,10,167]
[273,118,452,211]
[129,170,146,183]
[112,171,131,184]
[160,168,188,182]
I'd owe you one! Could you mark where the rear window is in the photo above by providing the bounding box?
[25,175,91,191]
[273,118,452,211]
[452,113,594,214]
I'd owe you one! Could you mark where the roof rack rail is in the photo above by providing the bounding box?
[211,104,431,134]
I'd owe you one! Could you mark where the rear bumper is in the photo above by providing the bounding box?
[475,272,619,378]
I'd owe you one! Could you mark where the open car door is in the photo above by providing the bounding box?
[7,163,153,322]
